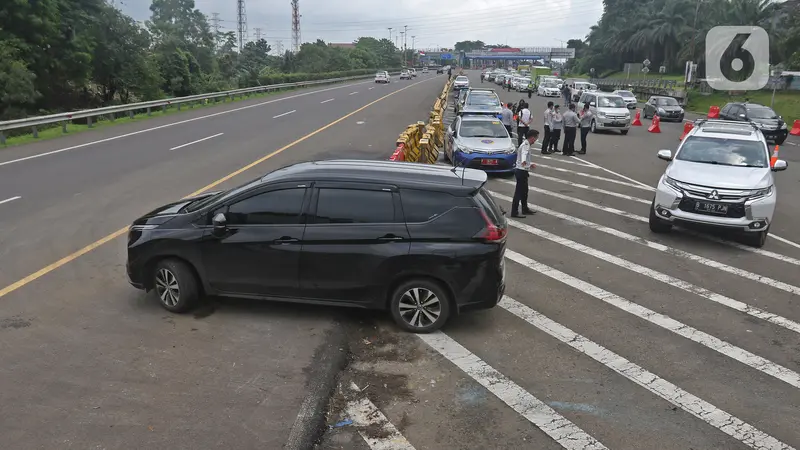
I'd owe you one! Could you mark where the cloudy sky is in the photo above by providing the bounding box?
[119,0,602,51]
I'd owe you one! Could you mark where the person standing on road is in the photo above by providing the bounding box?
[579,103,594,154]
[562,103,580,156]
[562,84,571,107]
[541,101,553,154]
[517,103,532,148]
[501,103,514,137]
[511,129,539,218]
[549,105,563,153]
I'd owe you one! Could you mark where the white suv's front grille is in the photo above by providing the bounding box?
[673,180,752,201]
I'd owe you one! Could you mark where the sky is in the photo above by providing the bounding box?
[118,0,603,51]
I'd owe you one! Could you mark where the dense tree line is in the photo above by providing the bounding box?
[567,0,800,77]
[0,0,401,121]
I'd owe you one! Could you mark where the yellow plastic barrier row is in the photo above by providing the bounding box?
[395,78,453,164]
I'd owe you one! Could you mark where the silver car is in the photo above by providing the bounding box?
[577,92,631,135]
[453,75,470,90]
[612,90,639,109]
[650,119,787,247]
[459,89,503,117]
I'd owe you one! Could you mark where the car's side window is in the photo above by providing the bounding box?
[400,189,470,223]
[313,189,395,224]
[226,188,306,225]
[721,104,732,115]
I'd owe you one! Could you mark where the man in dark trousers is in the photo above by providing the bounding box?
[579,103,594,154]
[516,101,532,148]
[561,103,580,156]
[511,129,539,218]
[541,101,553,154]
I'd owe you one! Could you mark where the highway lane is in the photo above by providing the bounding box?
[0,74,442,288]
[0,72,446,450]
[320,71,800,450]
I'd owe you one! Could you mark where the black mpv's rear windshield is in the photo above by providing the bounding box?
[473,188,505,226]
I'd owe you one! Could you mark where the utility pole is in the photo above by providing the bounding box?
[291,0,301,53]
[388,27,392,41]
[236,0,248,52]
[400,31,405,66]
[411,36,416,66]
[254,27,262,41]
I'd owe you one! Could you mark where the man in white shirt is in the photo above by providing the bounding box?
[541,101,553,154]
[517,104,532,147]
[512,129,540,218]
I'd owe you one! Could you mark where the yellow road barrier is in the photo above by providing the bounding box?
[393,77,453,163]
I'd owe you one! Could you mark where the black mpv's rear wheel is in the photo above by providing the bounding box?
[390,279,451,333]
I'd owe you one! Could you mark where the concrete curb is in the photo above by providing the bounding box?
[284,323,349,450]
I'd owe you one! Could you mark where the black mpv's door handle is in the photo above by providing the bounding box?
[378,234,404,241]
[273,237,299,244]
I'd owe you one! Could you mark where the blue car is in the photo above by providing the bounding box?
[444,115,517,174]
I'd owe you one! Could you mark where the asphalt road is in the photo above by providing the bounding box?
[319,71,800,450]
[0,73,447,449]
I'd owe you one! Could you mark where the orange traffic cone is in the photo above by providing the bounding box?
[648,114,661,133]
[679,121,693,140]
[708,105,720,119]
[770,145,779,168]
[790,119,800,136]
[632,110,642,126]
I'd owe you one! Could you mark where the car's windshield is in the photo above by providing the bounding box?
[183,177,262,213]
[456,76,468,82]
[617,91,634,98]
[542,82,557,88]
[656,97,679,106]
[459,120,509,138]
[747,106,778,119]
[676,136,768,167]
[598,96,626,107]
[467,94,500,106]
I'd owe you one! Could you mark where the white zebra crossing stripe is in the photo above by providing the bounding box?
[490,190,800,336]
[345,382,416,450]
[504,249,800,390]
[535,164,655,191]
[498,296,795,450]
[417,332,609,450]
[533,173,651,204]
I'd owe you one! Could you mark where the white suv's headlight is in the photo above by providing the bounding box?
[597,111,606,118]
[663,175,682,192]
[749,185,774,200]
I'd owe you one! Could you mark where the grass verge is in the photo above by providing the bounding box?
[0,82,352,149]
[686,90,800,124]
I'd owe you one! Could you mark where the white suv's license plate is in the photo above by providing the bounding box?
[695,201,728,214]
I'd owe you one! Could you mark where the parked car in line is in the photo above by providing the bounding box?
[445,115,517,174]
[399,70,412,80]
[642,96,685,122]
[650,119,787,247]
[126,160,508,333]
[410,68,417,77]
[453,75,470,90]
[374,71,390,83]
[454,88,469,115]
[537,81,560,97]
[436,66,444,74]
[515,77,531,92]
[718,102,788,145]
[577,92,631,134]
[422,67,429,73]
[612,90,638,109]
[459,88,503,117]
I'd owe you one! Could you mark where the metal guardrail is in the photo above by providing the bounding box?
[0,71,400,144]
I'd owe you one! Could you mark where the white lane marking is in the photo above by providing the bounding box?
[0,196,22,205]
[272,110,296,119]
[491,190,800,334]
[567,156,800,250]
[571,156,654,189]
[345,382,416,450]
[320,98,334,104]
[368,87,375,90]
[349,91,359,95]
[533,174,650,204]
[498,180,800,266]
[169,133,224,151]
[505,249,800,390]
[499,296,794,450]
[506,209,800,336]
[418,332,608,450]
[535,164,654,191]
[533,154,596,168]
[0,79,375,168]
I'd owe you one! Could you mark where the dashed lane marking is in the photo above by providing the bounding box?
[169,133,224,151]
[499,296,795,450]
[418,332,609,450]
[272,110,296,119]
[0,196,21,205]
[345,382,416,450]
[320,98,334,104]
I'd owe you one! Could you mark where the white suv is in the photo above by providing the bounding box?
[650,119,788,247]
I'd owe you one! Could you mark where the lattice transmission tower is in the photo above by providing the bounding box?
[291,0,301,53]
[237,0,248,51]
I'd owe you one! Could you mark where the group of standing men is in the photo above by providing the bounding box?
[501,100,594,157]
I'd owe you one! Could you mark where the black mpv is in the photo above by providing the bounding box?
[127,160,507,332]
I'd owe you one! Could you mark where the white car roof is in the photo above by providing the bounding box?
[689,120,762,142]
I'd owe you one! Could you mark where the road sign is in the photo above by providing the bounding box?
[643,59,651,67]
[441,53,452,60]
[642,67,650,74]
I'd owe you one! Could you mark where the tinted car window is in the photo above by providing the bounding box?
[315,189,394,224]
[677,136,768,168]
[400,189,470,223]
[227,188,306,225]
[746,106,778,119]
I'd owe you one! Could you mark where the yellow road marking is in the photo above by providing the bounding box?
[0,77,439,300]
